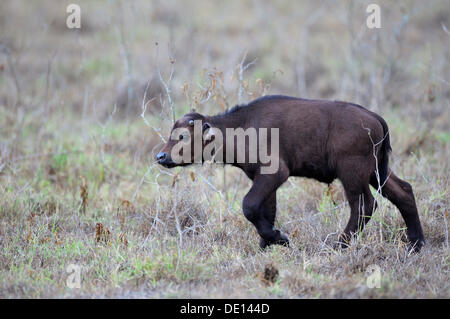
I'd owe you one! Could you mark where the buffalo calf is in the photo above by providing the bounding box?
[157,95,425,252]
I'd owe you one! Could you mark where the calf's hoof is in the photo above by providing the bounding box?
[333,234,350,250]
[408,238,425,253]
[259,231,290,250]
[333,241,349,250]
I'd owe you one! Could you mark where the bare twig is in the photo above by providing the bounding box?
[362,122,392,244]
[156,43,176,124]
[238,51,257,104]
[442,22,450,36]
[141,81,166,143]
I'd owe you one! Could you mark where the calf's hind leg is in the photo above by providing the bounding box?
[335,158,377,248]
[337,183,377,248]
[371,171,425,252]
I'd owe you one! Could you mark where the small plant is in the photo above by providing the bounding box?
[257,263,279,286]
[119,232,128,247]
[95,222,111,245]
[79,176,88,215]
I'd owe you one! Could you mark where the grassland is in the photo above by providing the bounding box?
[0,0,449,298]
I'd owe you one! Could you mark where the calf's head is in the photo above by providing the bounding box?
[156,112,213,168]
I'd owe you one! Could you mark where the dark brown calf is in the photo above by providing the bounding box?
[157,95,425,252]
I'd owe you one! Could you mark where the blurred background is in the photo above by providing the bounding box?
[0,0,448,298]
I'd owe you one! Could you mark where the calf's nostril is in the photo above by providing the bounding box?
[157,152,167,162]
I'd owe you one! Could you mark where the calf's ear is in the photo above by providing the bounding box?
[202,122,211,132]
[202,122,215,141]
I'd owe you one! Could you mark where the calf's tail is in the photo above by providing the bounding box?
[373,114,391,188]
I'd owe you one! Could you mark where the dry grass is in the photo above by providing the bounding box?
[0,0,449,298]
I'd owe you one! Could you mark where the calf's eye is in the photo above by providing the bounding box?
[189,120,194,126]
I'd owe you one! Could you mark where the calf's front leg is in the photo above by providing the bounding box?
[242,172,289,249]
